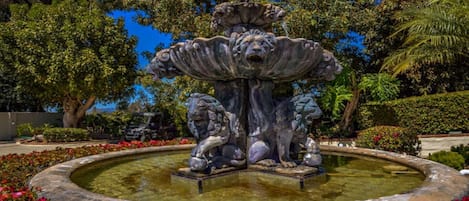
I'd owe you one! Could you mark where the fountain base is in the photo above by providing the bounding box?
[171,167,326,193]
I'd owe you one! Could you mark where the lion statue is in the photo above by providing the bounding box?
[248,93,322,168]
[187,93,245,172]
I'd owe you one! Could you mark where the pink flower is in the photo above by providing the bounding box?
[11,191,23,198]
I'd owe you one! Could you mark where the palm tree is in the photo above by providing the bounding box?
[382,0,469,76]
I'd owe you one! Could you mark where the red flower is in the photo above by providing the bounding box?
[179,138,190,144]
[373,135,382,144]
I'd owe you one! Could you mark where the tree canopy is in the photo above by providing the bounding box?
[0,0,138,127]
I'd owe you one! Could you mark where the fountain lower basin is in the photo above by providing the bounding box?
[29,145,469,201]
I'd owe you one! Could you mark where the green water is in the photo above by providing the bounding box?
[71,151,424,201]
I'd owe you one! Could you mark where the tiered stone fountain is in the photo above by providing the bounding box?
[147,1,341,189]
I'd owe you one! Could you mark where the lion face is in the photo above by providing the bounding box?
[233,29,276,66]
[292,94,322,131]
[244,35,270,63]
[187,95,211,139]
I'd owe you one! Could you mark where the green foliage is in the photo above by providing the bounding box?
[139,74,213,136]
[451,144,469,166]
[359,73,400,102]
[1,0,138,127]
[358,91,469,135]
[356,126,421,155]
[84,111,132,138]
[43,128,89,142]
[428,151,465,170]
[382,0,469,76]
[319,85,352,121]
[16,123,34,137]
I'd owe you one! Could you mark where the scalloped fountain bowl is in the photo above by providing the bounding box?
[29,145,469,201]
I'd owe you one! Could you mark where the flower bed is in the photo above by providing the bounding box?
[0,139,193,201]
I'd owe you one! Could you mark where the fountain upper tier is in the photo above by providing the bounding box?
[147,2,341,82]
[211,2,286,36]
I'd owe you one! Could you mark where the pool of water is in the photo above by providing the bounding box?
[71,151,424,201]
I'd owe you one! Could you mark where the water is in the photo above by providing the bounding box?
[71,151,424,201]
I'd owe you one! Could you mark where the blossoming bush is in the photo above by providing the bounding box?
[355,126,421,155]
[42,128,89,142]
[0,139,194,201]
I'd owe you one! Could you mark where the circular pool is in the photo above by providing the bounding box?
[29,145,469,201]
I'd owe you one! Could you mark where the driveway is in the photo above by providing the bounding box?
[0,140,108,156]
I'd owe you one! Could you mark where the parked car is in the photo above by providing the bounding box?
[123,112,161,141]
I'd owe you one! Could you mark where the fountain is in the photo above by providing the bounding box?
[147,2,340,179]
[28,2,469,201]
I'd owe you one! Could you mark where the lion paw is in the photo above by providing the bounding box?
[256,159,276,167]
[281,161,297,168]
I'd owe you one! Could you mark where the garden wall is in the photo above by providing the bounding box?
[0,112,62,140]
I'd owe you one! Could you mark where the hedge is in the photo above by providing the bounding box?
[43,128,89,142]
[355,126,421,156]
[358,91,469,135]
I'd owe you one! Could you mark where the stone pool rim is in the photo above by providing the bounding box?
[29,145,469,201]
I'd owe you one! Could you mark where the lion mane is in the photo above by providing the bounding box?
[232,29,276,63]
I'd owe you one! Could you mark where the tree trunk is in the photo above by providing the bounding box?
[339,72,360,133]
[339,88,360,133]
[62,96,96,128]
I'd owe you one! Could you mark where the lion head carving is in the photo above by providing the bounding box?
[187,93,229,140]
[290,94,322,133]
[233,29,276,65]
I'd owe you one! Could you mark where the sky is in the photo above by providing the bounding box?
[108,10,172,69]
[93,10,172,110]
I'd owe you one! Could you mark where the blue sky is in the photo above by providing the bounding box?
[108,10,172,69]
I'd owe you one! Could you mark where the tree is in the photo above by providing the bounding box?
[0,24,44,112]
[382,0,468,94]
[0,0,52,22]
[5,0,137,127]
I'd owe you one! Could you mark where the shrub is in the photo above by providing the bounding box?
[16,123,34,137]
[84,112,132,138]
[355,126,421,155]
[451,144,469,166]
[358,91,469,135]
[428,151,465,170]
[43,128,89,142]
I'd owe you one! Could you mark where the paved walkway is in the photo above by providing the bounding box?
[0,140,108,156]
